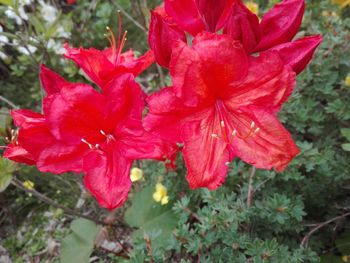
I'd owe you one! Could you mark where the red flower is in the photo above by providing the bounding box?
[67,0,75,4]
[4,65,176,210]
[65,26,155,89]
[144,33,299,190]
[46,73,175,209]
[148,0,321,74]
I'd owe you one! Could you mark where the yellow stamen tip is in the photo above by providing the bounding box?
[130,167,143,182]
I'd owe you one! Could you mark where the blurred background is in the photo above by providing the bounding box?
[0,0,350,262]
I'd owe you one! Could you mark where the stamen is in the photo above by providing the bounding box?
[81,138,94,149]
[254,127,260,134]
[231,130,237,137]
[250,121,255,129]
[211,133,220,139]
[220,120,225,128]
[100,130,107,136]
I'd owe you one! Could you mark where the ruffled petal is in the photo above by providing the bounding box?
[40,64,70,95]
[37,143,86,174]
[3,144,35,165]
[254,0,305,52]
[182,108,230,190]
[64,44,115,88]
[221,0,261,53]
[148,7,186,67]
[117,49,155,76]
[195,0,233,32]
[230,107,299,171]
[170,33,248,107]
[83,150,132,210]
[45,84,106,143]
[268,35,322,74]
[144,87,201,143]
[224,51,296,112]
[165,0,205,35]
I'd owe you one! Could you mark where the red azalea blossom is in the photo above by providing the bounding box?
[144,33,299,190]
[148,0,321,73]
[4,66,176,210]
[65,26,155,88]
[67,0,75,4]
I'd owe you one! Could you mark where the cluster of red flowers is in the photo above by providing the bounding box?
[3,0,321,210]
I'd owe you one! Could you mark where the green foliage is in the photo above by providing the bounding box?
[125,186,178,250]
[60,218,100,263]
[0,157,14,192]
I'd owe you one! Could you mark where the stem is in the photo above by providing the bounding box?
[246,167,256,207]
[11,177,127,227]
[300,212,350,247]
[0,95,18,109]
[113,1,147,32]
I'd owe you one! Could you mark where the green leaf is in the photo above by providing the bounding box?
[29,15,45,35]
[124,186,178,249]
[0,0,13,6]
[0,108,11,136]
[60,218,100,263]
[341,143,350,152]
[0,158,15,192]
[320,255,344,263]
[341,128,350,141]
[335,233,350,255]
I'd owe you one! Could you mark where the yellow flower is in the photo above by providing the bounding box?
[345,75,350,87]
[130,167,143,182]
[332,0,350,8]
[342,255,349,262]
[153,183,169,205]
[246,1,259,15]
[23,180,34,190]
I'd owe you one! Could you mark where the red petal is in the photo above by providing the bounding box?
[37,143,85,174]
[254,0,305,52]
[221,0,261,53]
[165,0,205,35]
[224,51,296,112]
[182,109,230,190]
[149,8,186,67]
[3,144,36,165]
[40,65,70,95]
[170,33,248,107]
[268,35,322,74]
[83,150,132,210]
[11,109,44,128]
[45,84,106,143]
[144,87,201,143]
[118,49,155,76]
[195,0,233,32]
[64,44,115,88]
[230,107,299,171]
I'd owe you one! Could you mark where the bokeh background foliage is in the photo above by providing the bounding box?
[0,0,350,262]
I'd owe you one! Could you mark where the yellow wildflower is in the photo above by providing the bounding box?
[130,167,143,182]
[153,183,169,205]
[332,0,350,8]
[342,255,349,262]
[345,75,350,87]
[246,1,259,15]
[23,180,34,190]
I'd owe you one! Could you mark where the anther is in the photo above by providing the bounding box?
[254,127,260,134]
[250,121,255,129]
[220,120,225,128]
[211,133,220,139]
[100,130,107,136]
[81,138,93,149]
[232,130,237,137]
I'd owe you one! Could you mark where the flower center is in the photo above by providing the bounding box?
[80,130,116,151]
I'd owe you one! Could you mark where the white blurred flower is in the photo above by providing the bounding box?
[39,0,58,23]
[5,9,23,25]
[56,26,70,38]
[47,39,65,54]
[0,26,9,44]
[13,38,38,55]
[5,0,30,25]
